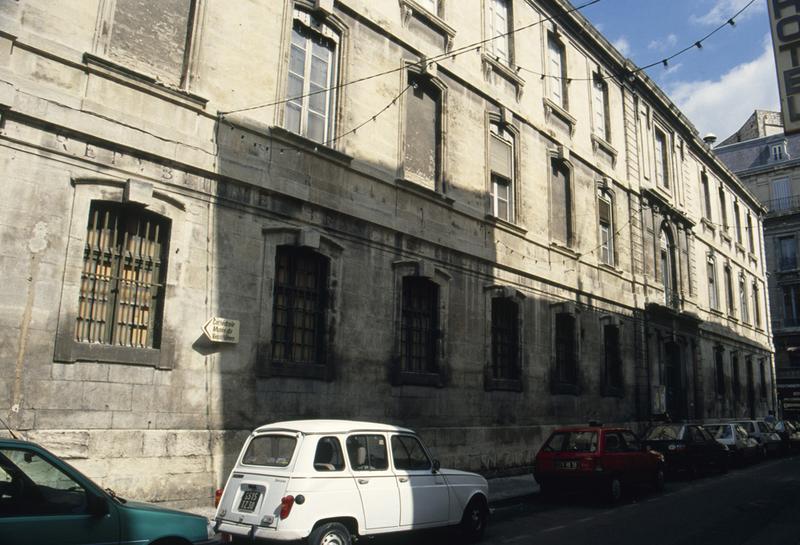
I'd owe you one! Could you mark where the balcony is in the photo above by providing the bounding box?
[765,195,800,216]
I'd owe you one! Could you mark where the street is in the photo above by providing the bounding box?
[374,455,800,545]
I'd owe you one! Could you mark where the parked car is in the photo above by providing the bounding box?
[704,423,762,465]
[533,425,664,503]
[214,420,489,545]
[735,420,783,456]
[642,423,728,476]
[0,438,218,545]
[773,420,800,453]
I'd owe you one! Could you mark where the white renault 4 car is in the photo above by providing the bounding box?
[214,420,488,544]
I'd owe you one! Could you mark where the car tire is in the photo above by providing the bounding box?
[308,522,352,545]
[607,477,622,503]
[460,497,488,542]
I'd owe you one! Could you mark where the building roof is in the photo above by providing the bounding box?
[715,128,800,175]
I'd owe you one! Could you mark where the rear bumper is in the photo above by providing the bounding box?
[217,520,305,541]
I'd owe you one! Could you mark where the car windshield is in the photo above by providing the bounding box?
[737,422,756,433]
[705,425,730,439]
[644,425,683,440]
[242,435,296,467]
[543,431,598,453]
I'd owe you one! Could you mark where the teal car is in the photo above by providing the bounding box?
[0,438,219,545]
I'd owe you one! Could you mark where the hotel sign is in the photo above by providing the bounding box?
[768,0,800,134]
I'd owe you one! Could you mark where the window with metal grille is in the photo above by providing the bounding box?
[76,201,170,348]
[715,346,725,397]
[731,353,740,403]
[271,246,329,365]
[603,324,622,391]
[491,297,519,380]
[555,313,577,386]
[401,277,439,373]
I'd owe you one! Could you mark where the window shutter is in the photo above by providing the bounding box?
[490,133,512,179]
[598,197,611,224]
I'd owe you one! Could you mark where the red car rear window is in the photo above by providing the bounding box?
[542,431,598,453]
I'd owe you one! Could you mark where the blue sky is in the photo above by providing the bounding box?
[581,0,778,141]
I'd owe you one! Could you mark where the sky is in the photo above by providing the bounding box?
[580,0,779,142]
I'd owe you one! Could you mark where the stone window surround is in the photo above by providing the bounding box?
[54,177,188,369]
[399,0,456,52]
[548,147,575,250]
[91,0,206,91]
[599,314,624,398]
[550,301,581,395]
[258,226,344,381]
[486,109,521,225]
[483,284,525,392]
[396,62,448,193]
[274,2,350,148]
[596,180,616,268]
[390,260,451,387]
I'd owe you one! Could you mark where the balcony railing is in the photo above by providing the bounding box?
[765,195,800,216]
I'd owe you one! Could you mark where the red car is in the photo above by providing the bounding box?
[533,425,665,502]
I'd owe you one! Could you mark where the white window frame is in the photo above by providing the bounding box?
[284,9,341,144]
[707,257,718,310]
[598,189,614,266]
[547,33,567,109]
[592,73,609,141]
[488,0,511,65]
[489,121,515,222]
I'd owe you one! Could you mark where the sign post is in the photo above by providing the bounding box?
[202,317,240,344]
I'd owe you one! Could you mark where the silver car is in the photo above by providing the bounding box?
[705,423,762,465]
[735,420,782,456]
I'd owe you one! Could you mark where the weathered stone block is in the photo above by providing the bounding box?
[83,382,133,411]
[26,430,90,459]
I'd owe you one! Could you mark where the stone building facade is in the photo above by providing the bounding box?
[0,0,773,506]
[716,111,800,419]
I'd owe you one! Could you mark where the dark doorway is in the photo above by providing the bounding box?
[664,342,684,420]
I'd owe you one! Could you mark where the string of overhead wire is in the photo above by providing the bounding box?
[219,0,602,116]
[516,0,758,82]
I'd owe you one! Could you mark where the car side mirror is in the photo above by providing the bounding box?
[432,459,441,473]
[87,494,109,517]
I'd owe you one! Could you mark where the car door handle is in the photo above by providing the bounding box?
[398,477,408,483]
[358,479,369,485]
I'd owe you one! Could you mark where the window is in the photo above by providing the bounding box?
[603,324,623,393]
[489,121,515,221]
[621,431,641,452]
[346,435,389,471]
[779,236,797,271]
[271,246,329,366]
[101,0,197,87]
[660,229,677,306]
[746,213,755,253]
[285,12,339,143]
[783,285,800,325]
[718,187,728,231]
[715,346,725,398]
[0,448,88,516]
[771,142,786,161]
[772,177,791,211]
[488,0,512,65]
[759,359,768,399]
[76,201,170,348]
[731,353,740,403]
[243,435,297,467]
[707,257,718,310]
[752,282,761,327]
[701,173,713,220]
[547,34,567,109]
[739,275,749,323]
[733,202,742,244]
[401,277,439,373]
[551,159,572,245]
[592,74,610,141]
[404,72,442,190]
[313,437,345,472]
[604,432,624,452]
[491,297,520,381]
[417,0,439,14]
[554,313,578,388]
[654,128,669,188]
[724,265,734,316]
[391,435,432,470]
[598,190,614,266]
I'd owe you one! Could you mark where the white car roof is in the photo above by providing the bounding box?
[252,419,415,435]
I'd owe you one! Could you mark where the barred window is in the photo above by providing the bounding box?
[491,297,519,380]
[76,202,170,348]
[555,313,577,386]
[715,346,725,398]
[401,277,439,373]
[271,246,329,365]
[603,324,622,391]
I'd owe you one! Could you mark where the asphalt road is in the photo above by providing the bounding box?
[375,455,800,545]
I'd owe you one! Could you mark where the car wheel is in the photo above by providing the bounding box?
[460,497,488,542]
[308,522,352,545]
[653,467,665,493]
[607,477,622,503]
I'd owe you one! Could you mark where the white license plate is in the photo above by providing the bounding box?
[557,460,578,470]
[238,490,261,512]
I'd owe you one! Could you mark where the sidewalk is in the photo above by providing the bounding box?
[186,473,539,520]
